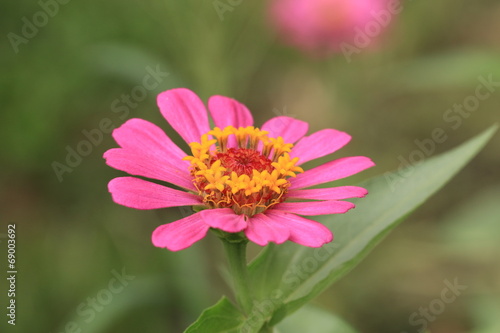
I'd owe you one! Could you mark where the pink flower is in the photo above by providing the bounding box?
[269,0,389,55]
[104,88,374,251]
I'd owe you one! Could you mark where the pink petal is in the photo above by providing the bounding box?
[112,118,188,166]
[261,116,309,143]
[200,208,248,233]
[108,177,201,210]
[290,129,351,165]
[288,186,368,200]
[274,201,355,216]
[157,88,210,144]
[290,156,375,189]
[152,212,210,251]
[244,213,290,246]
[103,148,196,191]
[265,210,333,247]
[208,95,254,129]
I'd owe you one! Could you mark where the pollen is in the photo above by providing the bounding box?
[184,126,303,216]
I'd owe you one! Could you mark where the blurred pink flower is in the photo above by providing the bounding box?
[269,0,390,56]
[104,88,374,251]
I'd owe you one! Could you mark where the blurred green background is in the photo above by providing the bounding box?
[1,0,499,332]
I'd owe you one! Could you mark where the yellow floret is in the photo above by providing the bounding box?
[272,153,304,178]
[186,134,217,161]
[208,126,235,152]
[184,125,305,215]
[267,137,294,157]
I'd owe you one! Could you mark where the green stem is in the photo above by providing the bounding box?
[222,239,253,315]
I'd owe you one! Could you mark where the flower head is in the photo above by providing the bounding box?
[269,0,389,56]
[185,126,303,216]
[104,88,374,251]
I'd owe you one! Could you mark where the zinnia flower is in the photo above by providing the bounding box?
[104,88,374,251]
[269,0,389,55]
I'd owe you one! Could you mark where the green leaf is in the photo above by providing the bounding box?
[276,305,359,333]
[185,125,497,332]
[246,125,498,328]
[184,297,246,333]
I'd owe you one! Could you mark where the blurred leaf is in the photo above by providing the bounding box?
[440,185,500,251]
[276,305,359,333]
[470,297,500,333]
[387,50,500,91]
[246,124,498,329]
[184,297,245,333]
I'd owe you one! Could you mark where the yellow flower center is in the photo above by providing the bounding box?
[184,126,303,216]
